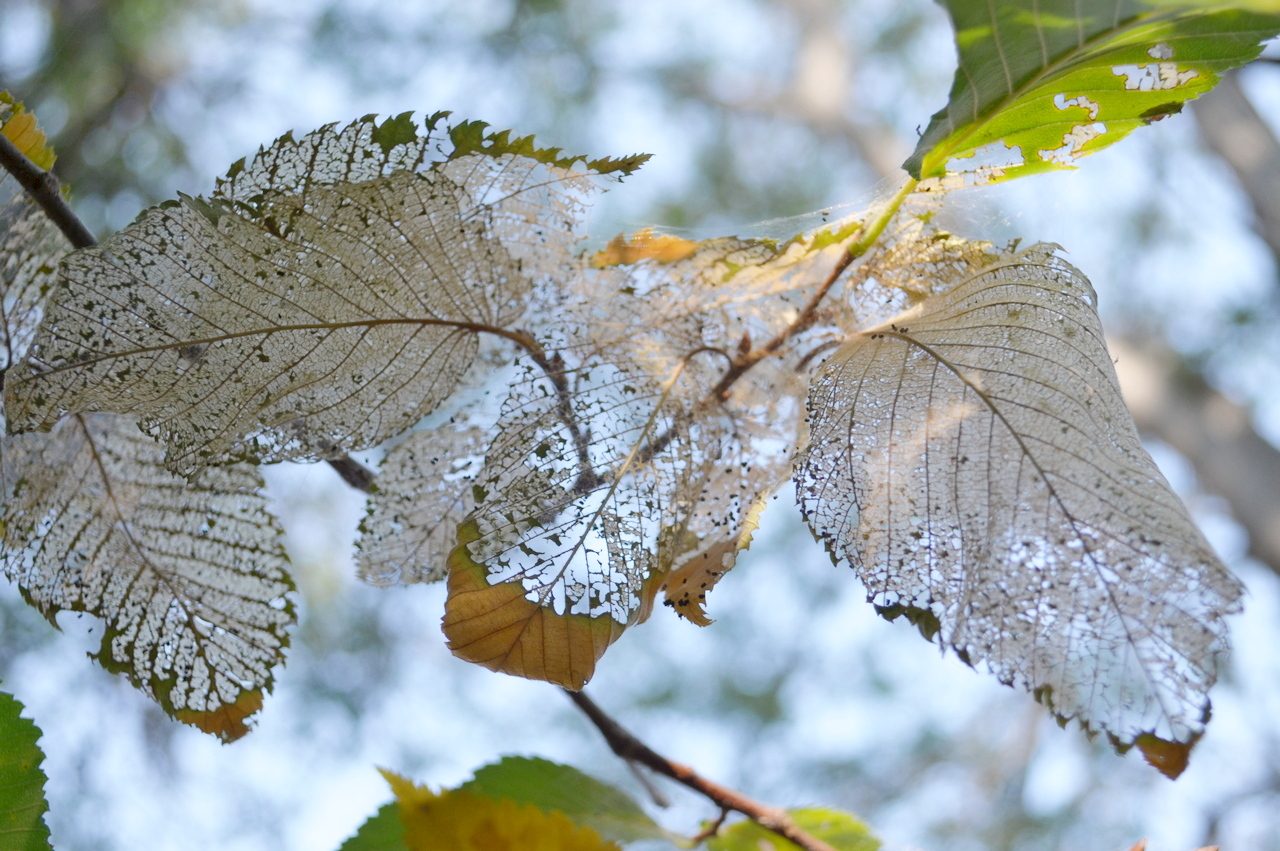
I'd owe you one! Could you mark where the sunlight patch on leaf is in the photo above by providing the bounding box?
[796,237,1242,768]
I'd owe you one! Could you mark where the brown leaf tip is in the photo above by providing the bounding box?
[1135,731,1201,780]
[174,689,265,743]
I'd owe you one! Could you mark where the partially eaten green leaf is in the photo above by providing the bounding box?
[905,0,1280,184]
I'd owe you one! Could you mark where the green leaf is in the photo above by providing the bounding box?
[336,803,407,851]
[460,756,669,845]
[707,809,878,851]
[0,688,52,851]
[904,0,1280,183]
[448,120,650,176]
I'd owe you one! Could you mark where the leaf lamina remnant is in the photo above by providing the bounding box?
[905,1,1280,184]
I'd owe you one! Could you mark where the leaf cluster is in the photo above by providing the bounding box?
[0,0,1276,787]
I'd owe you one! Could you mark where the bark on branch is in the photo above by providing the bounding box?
[0,132,96,250]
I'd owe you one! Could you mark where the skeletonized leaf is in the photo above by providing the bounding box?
[440,226,846,688]
[904,1,1280,184]
[5,114,643,474]
[796,238,1241,774]
[357,422,487,586]
[440,347,727,688]
[0,102,295,739]
[0,413,294,740]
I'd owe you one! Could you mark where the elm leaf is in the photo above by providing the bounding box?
[905,0,1280,184]
[4,114,620,474]
[0,413,294,741]
[796,238,1242,773]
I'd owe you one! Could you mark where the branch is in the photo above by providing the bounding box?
[0,128,377,491]
[565,689,839,851]
[0,132,96,250]
[1190,71,1280,260]
[1112,334,1280,572]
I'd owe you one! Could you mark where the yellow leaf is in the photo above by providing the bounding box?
[442,520,628,690]
[590,227,699,267]
[381,769,622,851]
[0,93,56,171]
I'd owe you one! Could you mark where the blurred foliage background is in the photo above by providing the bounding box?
[4,1,1280,849]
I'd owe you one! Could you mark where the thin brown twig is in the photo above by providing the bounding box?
[0,128,377,488]
[565,689,839,851]
[690,807,732,844]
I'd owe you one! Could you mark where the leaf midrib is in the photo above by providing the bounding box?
[878,326,1177,726]
[11,317,522,385]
